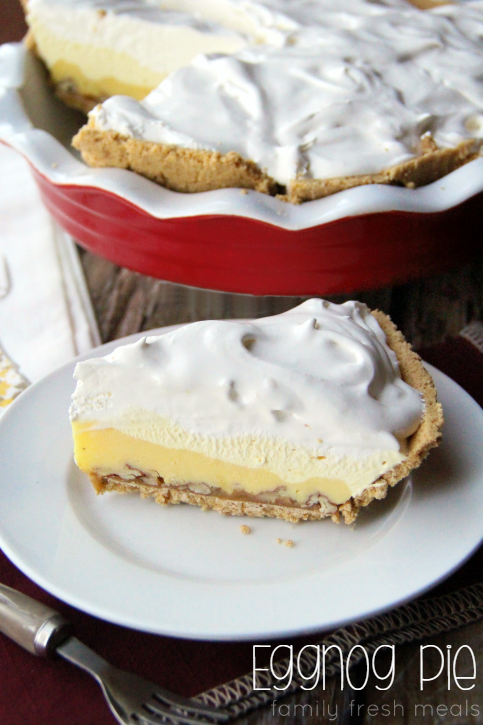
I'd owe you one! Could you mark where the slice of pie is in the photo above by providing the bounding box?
[70,300,443,524]
[23,0,253,112]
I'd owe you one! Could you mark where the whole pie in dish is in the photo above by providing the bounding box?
[24,0,483,202]
[70,300,443,524]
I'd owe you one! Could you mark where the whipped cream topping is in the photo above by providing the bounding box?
[89,0,483,184]
[71,300,424,461]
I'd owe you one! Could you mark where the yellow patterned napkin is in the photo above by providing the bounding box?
[0,345,28,411]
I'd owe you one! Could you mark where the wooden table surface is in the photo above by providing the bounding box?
[3,3,483,722]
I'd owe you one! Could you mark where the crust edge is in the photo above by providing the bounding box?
[73,118,481,202]
[338,310,444,524]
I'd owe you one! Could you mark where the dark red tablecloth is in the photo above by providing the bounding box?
[1,333,483,725]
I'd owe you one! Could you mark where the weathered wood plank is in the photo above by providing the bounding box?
[79,248,393,343]
[390,256,483,349]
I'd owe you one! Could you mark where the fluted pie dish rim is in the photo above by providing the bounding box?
[1,42,483,294]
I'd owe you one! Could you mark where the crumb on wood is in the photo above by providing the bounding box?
[240,524,251,535]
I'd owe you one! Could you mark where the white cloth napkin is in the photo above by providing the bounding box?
[0,143,100,409]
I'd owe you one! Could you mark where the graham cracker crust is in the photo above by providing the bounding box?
[54,79,104,115]
[287,138,481,203]
[84,310,443,525]
[340,310,444,524]
[72,123,280,196]
[88,475,338,524]
[72,119,481,202]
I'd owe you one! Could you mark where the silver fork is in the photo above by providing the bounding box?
[0,583,231,725]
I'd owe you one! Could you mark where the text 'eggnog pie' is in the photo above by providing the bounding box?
[70,300,443,524]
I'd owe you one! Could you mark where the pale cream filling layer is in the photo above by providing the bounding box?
[28,20,246,100]
[72,412,406,505]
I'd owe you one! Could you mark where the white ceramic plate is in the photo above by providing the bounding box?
[0,332,482,641]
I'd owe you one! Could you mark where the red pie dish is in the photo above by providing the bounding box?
[1,43,482,296]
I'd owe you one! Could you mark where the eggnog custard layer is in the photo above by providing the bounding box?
[72,0,483,200]
[70,300,443,525]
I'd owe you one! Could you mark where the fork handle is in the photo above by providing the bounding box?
[0,583,72,657]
